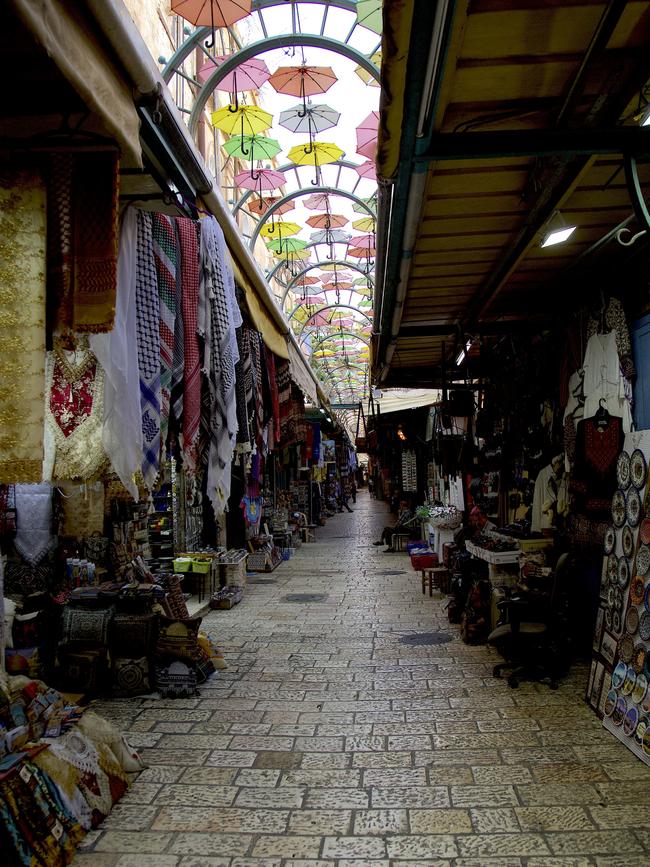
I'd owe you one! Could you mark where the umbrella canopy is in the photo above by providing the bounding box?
[172,0,251,27]
[352,195,378,214]
[303,295,326,304]
[269,66,338,115]
[306,213,348,229]
[279,103,340,140]
[293,276,320,287]
[321,271,353,283]
[356,111,380,160]
[354,160,377,181]
[352,215,376,232]
[198,55,270,93]
[212,105,272,140]
[261,221,302,241]
[310,229,351,244]
[323,281,354,291]
[223,135,281,161]
[356,0,382,34]
[235,168,286,194]
[348,245,376,258]
[349,233,375,246]
[302,192,333,210]
[355,51,382,87]
[246,198,294,217]
[267,237,308,253]
[288,142,345,184]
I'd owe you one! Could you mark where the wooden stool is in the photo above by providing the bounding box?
[392,532,411,551]
[421,566,450,596]
[300,526,316,543]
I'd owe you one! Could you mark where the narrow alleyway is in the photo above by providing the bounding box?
[78,493,650,866]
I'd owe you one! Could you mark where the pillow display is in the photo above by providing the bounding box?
[110,613,156,658]
[112,657,151,697]
[155,616,201,663]
[58,649,106,692]
[12,611,40,649]
[60,606,112,647]
[155,660,197,698]
[78,710,146,773]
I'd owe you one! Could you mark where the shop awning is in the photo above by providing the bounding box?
[231,257,290,361]
[10,0,142,167]
[374,388,440,415]
[288,342,319,405]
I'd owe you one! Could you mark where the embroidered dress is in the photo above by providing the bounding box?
[571,416,624,517]
[176,218,201,471]
[152,213,178,453]
[44,347,106,481]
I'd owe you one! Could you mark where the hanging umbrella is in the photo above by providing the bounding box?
[198,57,270,108]
[356,111,380,160]
[321,271,353,283]
[269,66,338,116]
[279,103,341,152]
[323,281,354,291]
[352,215,376,232]
[355,0,382,34]
[235,168,285,193]
[261,222,302,247]
[287,142,345,185]
[349,233,376,247]
[319,262,348,271]
[246,197,294,217]
[303,295,326,305]
[172,0,252,47]
[348,245,376,258]
[310,229,351,245]
[267,237,307,253]
[352,195,378,214]
[354,160,377,181]
[302,192,333,210]
[293,276,320,287]
[355,52,382,87]
[212,105,272,150]
[306,213,348,230]
[223,135,281,161]
[353,275,371,285]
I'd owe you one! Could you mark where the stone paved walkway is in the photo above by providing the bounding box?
[76,492,650,867]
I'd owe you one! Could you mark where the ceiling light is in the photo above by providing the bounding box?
[455,339,471,367]
[540,212,577,248]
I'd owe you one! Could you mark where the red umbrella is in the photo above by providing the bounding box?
[355,111,380,160]
[354,160,377,181]
[323,281,354,291]
[172,0,251,27]
[198,56,271,109]
[246,197,294,217]
[306,213,348,230]
[269,66,337,116]
[302,192,332,210]
[348,245,376,258]
[294,276,320,287]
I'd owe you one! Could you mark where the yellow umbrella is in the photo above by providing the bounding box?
[261,221,302,242]
[352,216,376,232]
[270,247,311,260]
[355,52,381,87]
[211,105,272,138]
[287,142,345,184]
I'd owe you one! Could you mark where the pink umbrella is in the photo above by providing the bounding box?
[321,272,353,284]
[307,312,330,326]
[356,111,379,160]
[198,55,271,109]
[293,276,320,286]
[304,295,326,304]
[349,233,375,246]
[302,192,332,210]
[354,160,377,181]
[235,168,286,194]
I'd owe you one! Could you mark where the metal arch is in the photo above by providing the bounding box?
[278,260,374,304]
[187,35,379,136]
[162,0,363,81]
[291,300,372,324]
[310,330,370,352]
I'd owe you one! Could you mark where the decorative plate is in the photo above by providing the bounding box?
[612,489,627,528]
[605,608,613,630]
[627,486,642,528]
[631,448,647,490]
[622,669,635,698]
[645,583,650,613]
[641,689,650,715]
[644,649,650,681]
[631,576,646,606]
[608,585,617,608]
[624,705,639,736]
[626,605,640,634]
[608,554,618,584]
[623,525,635,558]
[634,643,647,674]
[614,587,623,611]
[641,518,650,546]
[612,660,628,689]
[637,545,650,577]
[604,689,617,717]
[643,726,650,755]
[613,609,622,634]
[604,525,616,555]
[633,673,649,706]
[635,717,647,748]
[617,450,632,489]
[640,611,650,641]
[619,634,634,664]
[613,696,627,726]
[618,556,630,589]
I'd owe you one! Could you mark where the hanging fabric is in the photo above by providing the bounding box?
[152,213,178,454]
[176,218,201,473]
[135,210,162,489]
[89,207,142,499]
[235,326,252,452]
[14,483,57,566]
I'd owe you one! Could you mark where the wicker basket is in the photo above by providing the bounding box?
[220,549,248,586]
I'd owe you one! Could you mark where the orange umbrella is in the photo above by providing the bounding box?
[348,245,376,258]
[306,213,348,230]
[269,65,337,116]
[172,0,252,38]
[246,198,294,217]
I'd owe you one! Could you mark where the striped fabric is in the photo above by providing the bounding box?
[152,214,177,455]
[176,218,201,473]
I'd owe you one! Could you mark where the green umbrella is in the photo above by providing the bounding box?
[356,0,381,34]
[223,135,282,161]
[266,237,308,253]
[353,194,378,214]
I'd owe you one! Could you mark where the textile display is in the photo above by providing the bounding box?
[155,615,201,663]
[176,218,202,473]
[58,481,105,538]
[12,611,40,649]
[4,647,41,678]
[0,167,46,483]
[135,210,162,489]
[152,213,178,452]
[60,607,112,648]
[235,326,252,450]
[587,296,635,379]
[14,483,56,566]
[112,657,151,696]
[57,649,106,691]
[0,484,17,536]
[110,612,155,657]
[155,660,198,698]
[89,208,143,499]
[265,346,281,443]
[582,331,633,432]
[571,417,624,517]
[198,217,241,517]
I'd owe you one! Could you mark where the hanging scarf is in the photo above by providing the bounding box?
[235,326,252,450]
[14,483,56,566]
[90,208,142,499]
[176,218,201,472]
[135,210,161,489]
[198,217,240,517]
[152,213,178,454]
[264,346,281,443]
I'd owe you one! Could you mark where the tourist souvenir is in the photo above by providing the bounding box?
[624,704,639,736]
[622,525,634,558]
[631,576,646,606]
[643,725,650,755]
[635,716,647,747]
[631,448,647,490]
[612,660,628,689]
[633,673,648,705]
[604,525,616,555]
[613,609,621,634]
[627,486,642,528]
[641,612,650,641]
[641,518,650,545]
[612,489,626,528]
[604,689,617,717]
[613,696,627,725]
[605,608,613,630]
[618,634,634,664]
[608,553,618,584]
[634,643,647,674]
[617,450,631,489]
[622,665,637,695]
[626,605,640,635]
[637,545,650,577]
[618,556,630,589]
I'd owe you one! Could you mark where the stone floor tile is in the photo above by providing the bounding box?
[345,736,386,751]
[363,768,426,787]
[281,769,361,787]
[169,833,253,856]
[370,786,450,809]
[206,751,257,767]
[95,832,173,854]
[137,766,187,784]
[153,784,238,806]
[471,765,533,785]
[456,834,550,857]
[546,830,644,855]
[450,785,518,808]
[304,788,370,809]
[531,763,609,783]
[427,766,473,785]
[251,836,322,858]
[180,767,238,785]
[351,750,412,768]
[594,858,650,867]
[254,751,303,770]
[322,836,387,859]
[122,781,162,804]
[234,787,306,808]
[100,804,159,831]
[152,806,289,834]
[596,781,650,805]
[515,806,595,832]
[527,860,595,867]
[229,724,273,735]
[288,808,353,835]
[409,808,471,834]
[470,808,520,833]
[384,835,458,859]
[140,749,211,767]
[516,783,603,806]
[353,809,408,835]
[157,734,233,750]
[234,769,282,787]
[229,736,295,752]
[114,857,179,867]
[601,762,650,781]
[300,751,351,768]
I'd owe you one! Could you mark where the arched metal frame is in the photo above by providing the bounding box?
[309,330,370,353]
[279,259,374,304]
[294,304,371,341]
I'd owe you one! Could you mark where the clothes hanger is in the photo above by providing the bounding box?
[595,398,610,431]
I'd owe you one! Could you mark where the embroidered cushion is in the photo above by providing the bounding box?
[110,613,156,658]
[155,616,201,663]
[58,649,107,692]
[112,657,151,697]
[12,611,40,649]
[155,660,197,698]
[60,606,112,647]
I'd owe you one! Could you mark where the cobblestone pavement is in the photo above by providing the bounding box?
[76,492,650,866]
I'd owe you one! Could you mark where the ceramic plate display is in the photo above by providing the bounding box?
[631,448,647,490]
[614,587,623,610]
[608,585,617,608]
[604,525,616,555]
[612,489,627,528]
[633,673,649,705]
[612,660,628,689]
[626,605,640,634]
[627,486,642,528]
[640,611,650,641]
[622,525,635,558]
[619,634,634,664]
[604,688,617,717]
[617,450,632,489]
[635,717,647,748]
[605,608,613,630]
[613,696,627,725]
[613,609,622,634]
[641,518,650,545]
[633,644,647,674]
[618,556,630,589]
[645,583,650,613]
[644,650,650,681]
[631,576,646,606]
[637,545,650,577]
[608,554,618,584]
[624,705,639,736]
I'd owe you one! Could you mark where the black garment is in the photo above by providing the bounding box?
[570,416,623,517]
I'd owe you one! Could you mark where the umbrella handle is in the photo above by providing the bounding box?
[228,74,239,112]
[298,77,307,118]
[240,114,249,155]
[205,3,215,49]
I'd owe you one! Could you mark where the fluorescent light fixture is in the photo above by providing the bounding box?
[455,339,471,367]
[541,225,577,247]
[642,110,650,127]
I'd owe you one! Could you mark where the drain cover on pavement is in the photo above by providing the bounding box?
[247,578,277,585]
[399,631,453,646]
[282,593,328,603]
